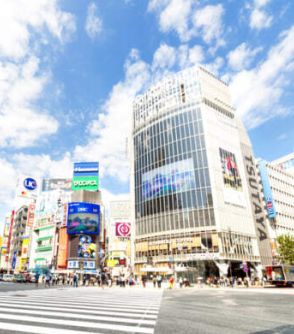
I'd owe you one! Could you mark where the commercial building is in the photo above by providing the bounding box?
[106,200,132,277]
[256,158,294,259]
[271,152,294,175]
[0,215,12,271]
[29,179,72,273]
[132,66,264,280]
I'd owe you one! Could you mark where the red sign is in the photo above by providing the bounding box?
[27,204,35,227]
[115,222,131,237]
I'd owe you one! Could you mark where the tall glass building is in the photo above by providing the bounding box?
[132,67,266,280]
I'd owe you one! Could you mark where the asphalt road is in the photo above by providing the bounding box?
[0,281,61,292]
[155,287,294,334]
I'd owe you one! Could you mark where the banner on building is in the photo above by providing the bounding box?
[27,204,35,227]
[42,179,72,192]
[219,148,245,206]
[68,260,79,269]
[57,227,68,268]
[67,202,100,235]
[115,222,131,238]
[72,162,99,191]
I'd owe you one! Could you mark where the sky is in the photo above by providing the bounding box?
[0,0,294,228]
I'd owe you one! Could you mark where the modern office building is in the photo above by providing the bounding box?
[132,66,265,280]
[256,159,294,258]
[271,152,294,175]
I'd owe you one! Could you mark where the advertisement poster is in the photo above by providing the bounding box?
[27,204,35,227]
[78,235,96,258]
[57,227,68,268]
[219,148,245,206]
[42,178,72,192]
[115,222,131,238]
[142,158,196,201]
[72,162,99,191]
[67,202,100,235]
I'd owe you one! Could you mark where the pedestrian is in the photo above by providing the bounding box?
[83,275,86,286]
[168,276,174,289]
[73,272,78,288]
[153,276,157,288]
[157,274,162,288]
[142,276,146,288]
[35,273,40,288]
[45,273,51,288]
[179,277,183,288]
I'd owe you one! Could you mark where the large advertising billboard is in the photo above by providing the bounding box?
[115,222,131,238]
[57,227,68,268]
[72,162,99,191]
[67,202,100,235]
[142,158,196,201]
[42,179,72,192]
[78,235,96,258]
[219,148,245,206]
[258,160,277,219]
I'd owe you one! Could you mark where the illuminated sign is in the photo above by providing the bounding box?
[72,162,99,191]
[115,222,131,237]
[23,178,37,191]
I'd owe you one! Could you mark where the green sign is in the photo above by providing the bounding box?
[72,176,99,191]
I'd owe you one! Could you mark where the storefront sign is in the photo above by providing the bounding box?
[68,260,79,269]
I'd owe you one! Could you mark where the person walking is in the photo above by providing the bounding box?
[45,273,51,288]
[153,276,157,288]
[157,275,162,288]
[73,272,78,288]
[168,276,174,289]
[179,277,183,288]
[35,273,40,288]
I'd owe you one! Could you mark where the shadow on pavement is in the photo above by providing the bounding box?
[251,325,294,334]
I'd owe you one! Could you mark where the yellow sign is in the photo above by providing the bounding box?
[107,259,119,268]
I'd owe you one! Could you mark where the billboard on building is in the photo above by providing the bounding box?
[57,227,68,268]
[67,202,100,235]
[142,158,196,201]
[258,160,277,219]
[72,162,99,191]
[42,179,72,192]
[78,235,96,258]
[219,148,245,206]
[27,204,35,227]
[115,222,131,238]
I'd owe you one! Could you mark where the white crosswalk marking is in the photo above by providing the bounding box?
[0,287,163,334]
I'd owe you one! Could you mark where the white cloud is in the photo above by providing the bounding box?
[85,2,103,39]
[192,4,225,45]
[0,0,76,149]
[152,43,177,70]
[230,25,294,128]
[248,0,273,30]
[148,1,225,47]
[227,43,262,71]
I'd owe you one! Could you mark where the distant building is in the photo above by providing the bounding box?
[256,159,294,259]
[271,152,294,175]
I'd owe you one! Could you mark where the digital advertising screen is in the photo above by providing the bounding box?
[142,158,196,201]
[67,202,100,235]
[78,235,96,258]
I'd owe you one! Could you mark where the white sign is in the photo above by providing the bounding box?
[68,260,79,269]
[84,261,95,269]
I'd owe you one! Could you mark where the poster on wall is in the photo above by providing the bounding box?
[78,235,96,258]
[219,148,245,206]
[115,222,131,238]
[142,158,196,201]
[67,202,100,235]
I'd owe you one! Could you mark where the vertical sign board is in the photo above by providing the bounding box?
[72,162,99,191]
[258,160,277,219]
[240,144,273,266]
[57,227,68,269]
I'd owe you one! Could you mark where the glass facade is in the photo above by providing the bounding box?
[134,105,215,236]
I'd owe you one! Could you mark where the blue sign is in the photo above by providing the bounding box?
[12,251,17,269]
[73,162,99,177]
[67,202,100,235]
[258,160,277,219]
[23,178,37,191]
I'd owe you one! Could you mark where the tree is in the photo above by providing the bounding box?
[276,235,294,265]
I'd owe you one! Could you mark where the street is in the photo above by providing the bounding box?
[155,287,294,334]
[0,284,293,333]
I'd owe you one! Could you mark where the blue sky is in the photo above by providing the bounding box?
[0,0,294,226]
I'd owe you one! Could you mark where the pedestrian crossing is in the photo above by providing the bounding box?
[0,287,163,334]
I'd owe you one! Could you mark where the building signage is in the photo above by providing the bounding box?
[72,162,99,191]
[67,202,100,235]
[115,222,131,238]
[78,235,96,258]
[83,261,95,269]
[242,151,273,266]
[57,227,68,268]
[258,160,277,219]
[23,178,37,191]
[68,260,79,269]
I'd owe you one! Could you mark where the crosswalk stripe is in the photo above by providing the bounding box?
[0,296,160,310]
[0,321,102,334]
[0,313,154,334]
[0,297,159,314]
[0,307,156,325]
[0,301,158,318]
